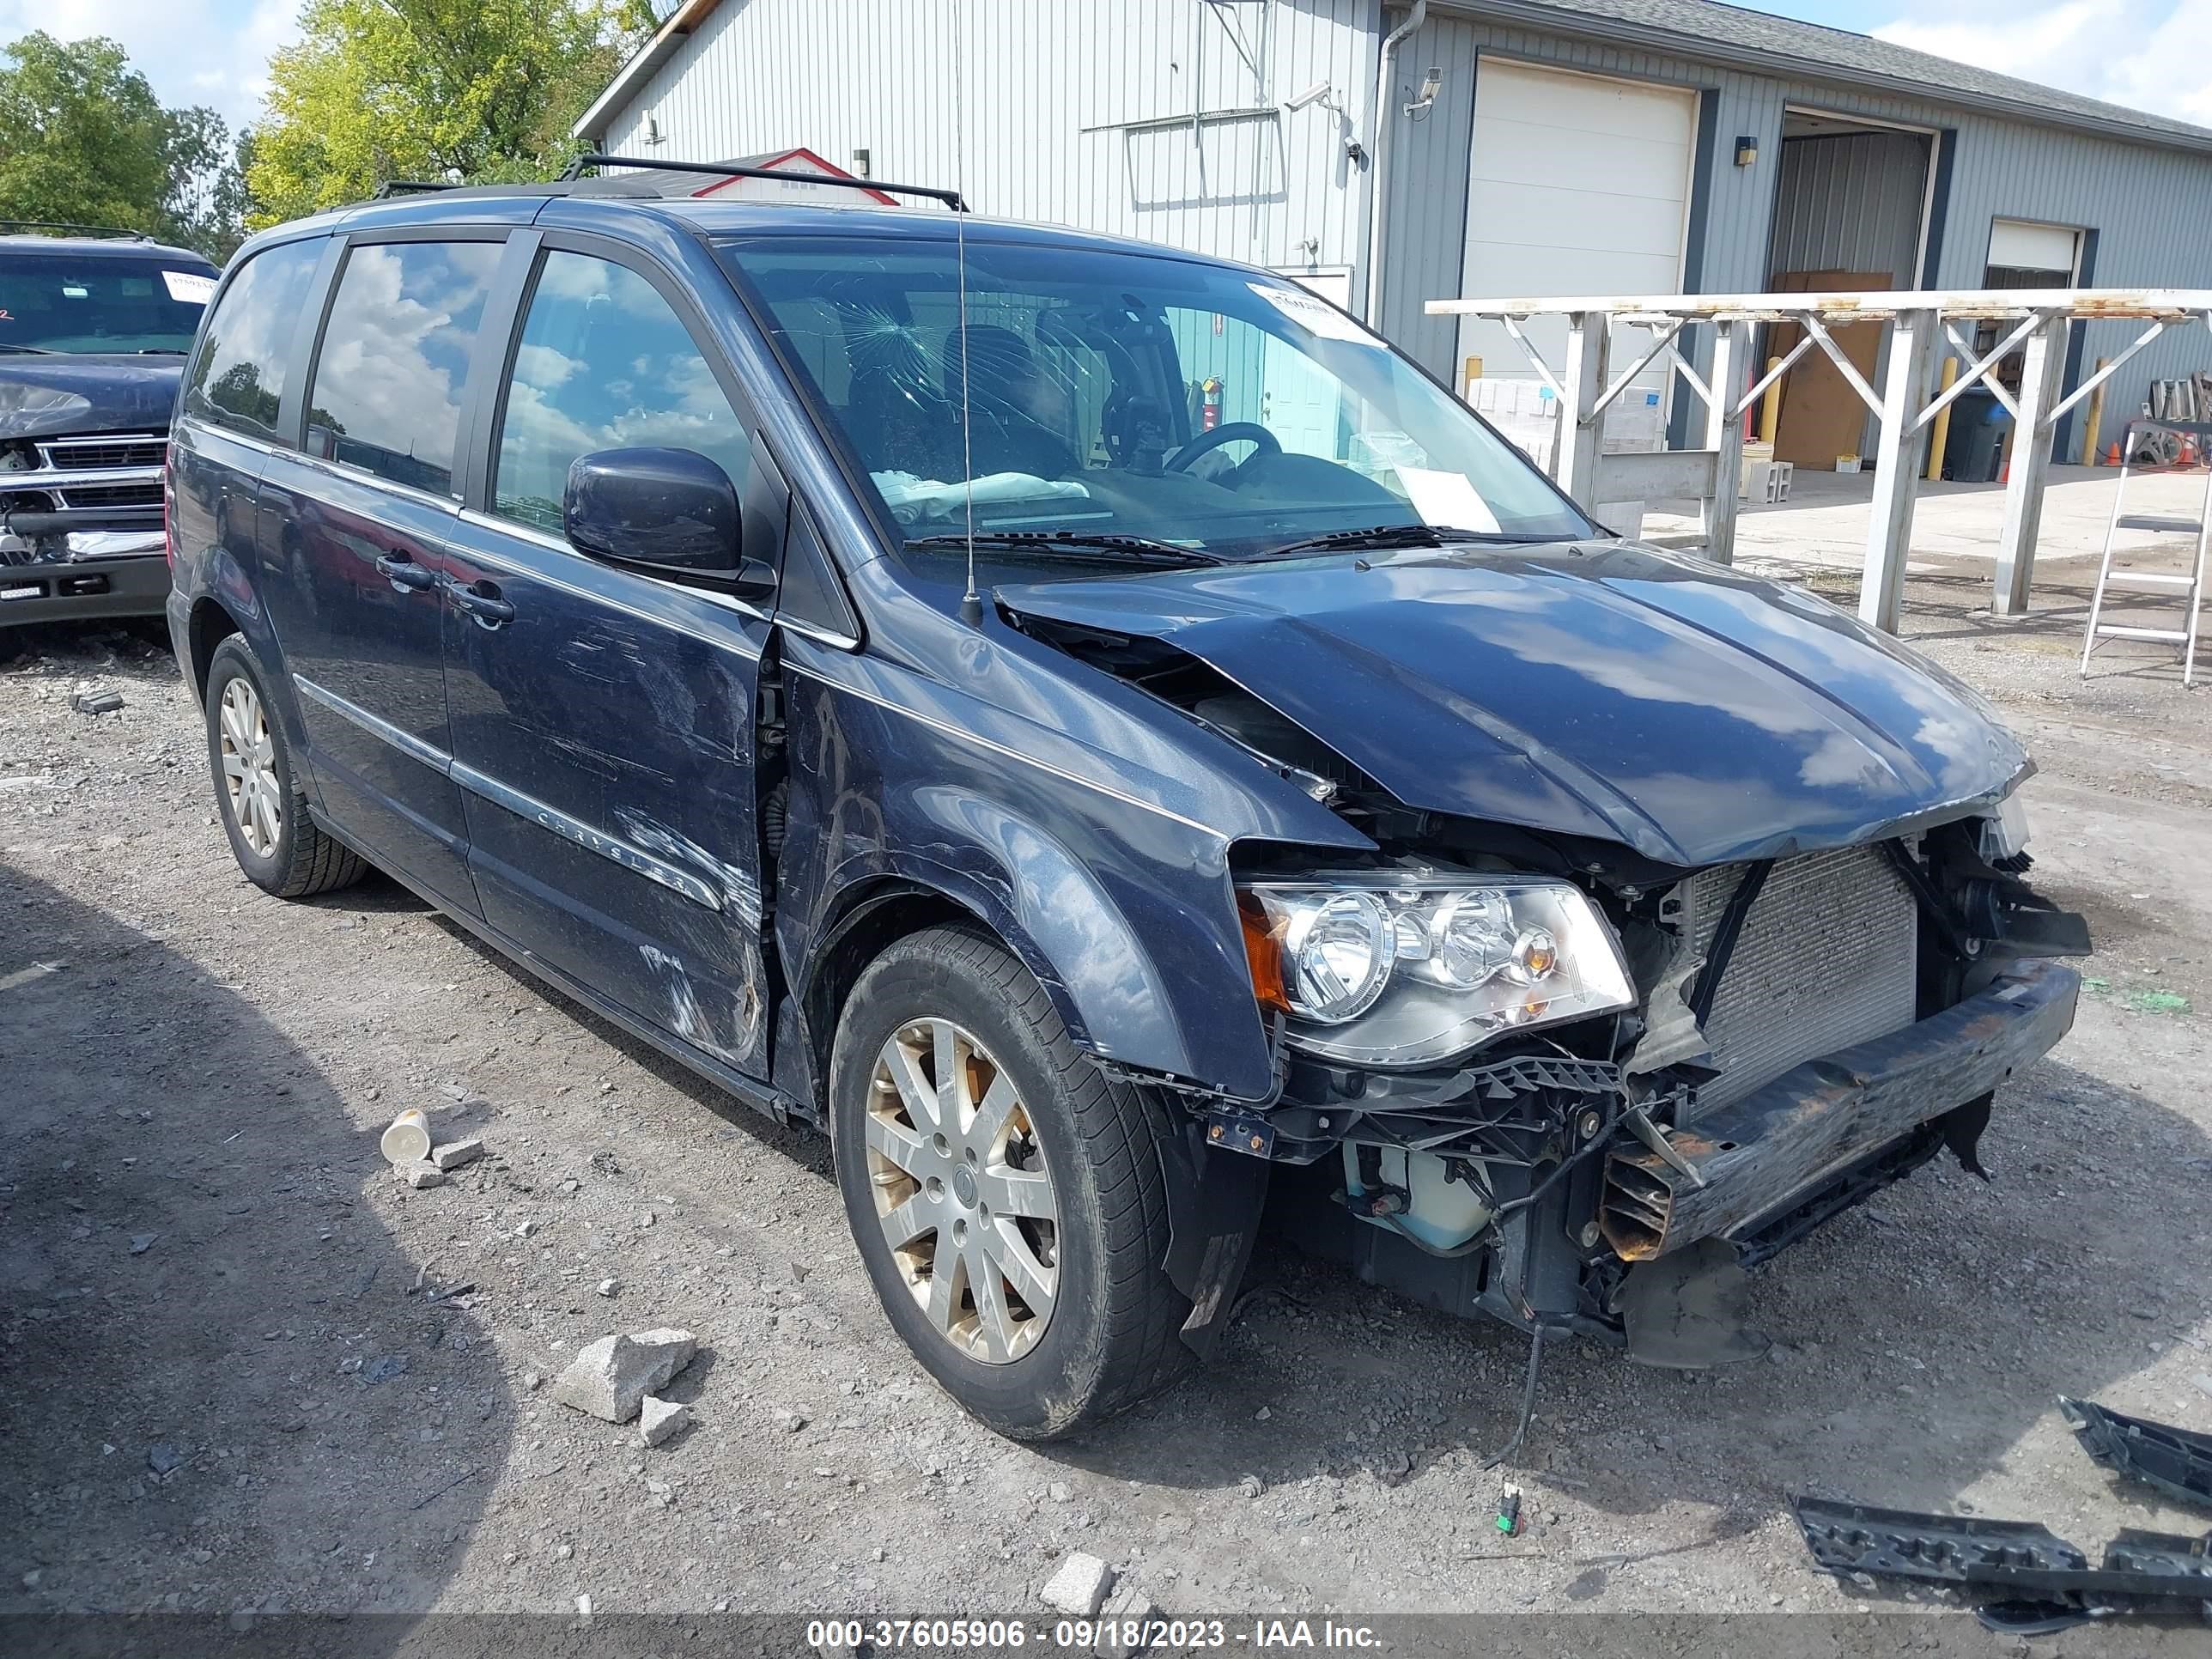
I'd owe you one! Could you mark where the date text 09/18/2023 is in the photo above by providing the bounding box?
[805,1618,1382,1650]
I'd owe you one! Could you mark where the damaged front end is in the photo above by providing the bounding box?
[996,556,2088,1378]
[1213,812,2085,1370]
[1,389,174,624]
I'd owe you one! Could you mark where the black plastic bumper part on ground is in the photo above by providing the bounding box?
[1794,1494,2212,1607]
[0,550,169,627]
[1601,959,2081,1260]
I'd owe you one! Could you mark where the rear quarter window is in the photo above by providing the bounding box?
[185,239,326,441]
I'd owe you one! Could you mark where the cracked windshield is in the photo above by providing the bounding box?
[723,235,1593,565]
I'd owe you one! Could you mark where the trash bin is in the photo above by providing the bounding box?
[1942,388,2010,483]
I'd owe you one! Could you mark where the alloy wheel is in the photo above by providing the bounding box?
[865,1018,1060,1364]
[218,677,283,858]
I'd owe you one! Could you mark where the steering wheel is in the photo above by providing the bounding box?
[1165,421,1281,473]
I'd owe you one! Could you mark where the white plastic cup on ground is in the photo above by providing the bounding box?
[380,1108,432,1166]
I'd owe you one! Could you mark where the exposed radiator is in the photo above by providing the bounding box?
[1683,844,1919,1116]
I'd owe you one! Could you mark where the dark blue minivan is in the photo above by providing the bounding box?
[167,162,2084,1440]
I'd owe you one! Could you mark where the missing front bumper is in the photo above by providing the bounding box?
[1601,960,2080,1261]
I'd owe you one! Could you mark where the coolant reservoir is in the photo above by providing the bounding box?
[1344,1146,1493,1251]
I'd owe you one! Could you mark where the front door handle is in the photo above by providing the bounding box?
[377,550,437,592]
[447,577,515,629]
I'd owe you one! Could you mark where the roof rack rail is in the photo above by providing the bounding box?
[562,153,968,213]
[0,220,153,242]
[373,179,459,199]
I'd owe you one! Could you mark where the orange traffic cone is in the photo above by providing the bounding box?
[2184,436,2199,467]
[2106,441,2123,465]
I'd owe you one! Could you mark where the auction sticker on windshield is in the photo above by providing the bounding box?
[1247,281,1375,345]
[163,270,217,305]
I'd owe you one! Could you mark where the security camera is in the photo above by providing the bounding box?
[1285,81,1333,112]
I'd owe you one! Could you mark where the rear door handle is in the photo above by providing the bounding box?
[376,550,437,592]
[447,577,515,629]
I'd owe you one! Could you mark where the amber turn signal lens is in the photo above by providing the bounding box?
[1237,891,1291,1013]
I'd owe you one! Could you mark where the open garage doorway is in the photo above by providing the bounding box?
[1763,110,1935,471]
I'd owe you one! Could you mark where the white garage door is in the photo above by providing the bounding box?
[1455,61,1697,448]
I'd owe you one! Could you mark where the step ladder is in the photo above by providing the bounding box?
[2081,420,2209,688]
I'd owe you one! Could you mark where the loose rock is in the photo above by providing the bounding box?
[550,1329,697,1424]
[430,1138,483,1172]
[70,690,125,715]
[1094,1583,1158,1658]
[398,1164,445,1189]
[1039,1552,1114,1617]
[597,1279,620,1298]
[146,1443,183,1475]
[129,1233,157,1255]
[638,1395,688,1447]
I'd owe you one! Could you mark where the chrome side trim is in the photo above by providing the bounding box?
[292,674,453,772]
[782,659,1224,838]
[174,417,283,461]
[291,672,725,912]
[450,762,723,913]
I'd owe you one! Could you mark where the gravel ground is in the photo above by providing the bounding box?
[3,570,2209,1649]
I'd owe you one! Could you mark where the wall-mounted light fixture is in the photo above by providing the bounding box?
[850,148,872,179]
[1735,136,1759,167]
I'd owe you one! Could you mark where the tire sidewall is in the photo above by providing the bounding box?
[204,638,301,895]
[830,935,1121,1438]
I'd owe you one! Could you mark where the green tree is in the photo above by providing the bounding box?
[250,0,651,225]
[0,32,244,256]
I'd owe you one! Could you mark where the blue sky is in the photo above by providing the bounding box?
[4,0,2208,138]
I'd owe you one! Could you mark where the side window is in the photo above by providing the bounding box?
[492,251,750,536]
[184,239,325,440]
[303,240,502,497]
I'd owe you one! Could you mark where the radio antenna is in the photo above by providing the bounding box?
[953,0,981,625]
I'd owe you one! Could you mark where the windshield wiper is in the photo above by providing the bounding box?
[0,343,57,356]
[1249,523,1552,560]
[904,530,1224,567]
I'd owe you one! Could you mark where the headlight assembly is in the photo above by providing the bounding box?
[1238,872,1635,1066]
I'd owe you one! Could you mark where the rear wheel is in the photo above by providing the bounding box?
[830,925,1188,1439]
[204,635,368,899]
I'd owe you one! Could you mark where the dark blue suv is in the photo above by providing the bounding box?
[167,161,2084,1441]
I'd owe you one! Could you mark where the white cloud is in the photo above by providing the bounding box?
[1873,0,2212,126]
[0,0,299,135]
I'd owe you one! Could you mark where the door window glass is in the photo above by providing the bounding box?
[492,252,750,535]
[184,238,325,439]
[304,240,501,496]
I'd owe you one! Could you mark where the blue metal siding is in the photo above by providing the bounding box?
[592,0,2212,458]
[604,0,1377,276]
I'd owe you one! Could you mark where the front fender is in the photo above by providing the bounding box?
[775,641,1364,1100]
[819,799,1198,1079]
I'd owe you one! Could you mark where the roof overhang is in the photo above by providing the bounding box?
[1424,0,2212,156]
[572,0,727,141]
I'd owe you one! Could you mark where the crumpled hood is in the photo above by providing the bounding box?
[0,356,185,441]
[998,541,2028,868]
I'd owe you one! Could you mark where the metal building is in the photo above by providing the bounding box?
[575,0,2212,464]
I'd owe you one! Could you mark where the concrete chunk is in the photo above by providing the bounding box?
[549,1329,697,1424]
[638,1395,689,1447]
[1039,1552,1114,1617]
[1094,1583,1158,1659]
[397,1163,445,1189]
[429,1138,483,1172]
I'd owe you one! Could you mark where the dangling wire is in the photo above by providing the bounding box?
[953,0,981,623]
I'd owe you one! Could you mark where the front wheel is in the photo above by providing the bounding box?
[830,926,1188,1439]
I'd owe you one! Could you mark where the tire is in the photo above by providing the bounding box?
[204,635,369,900]
[830,925,1188,1439]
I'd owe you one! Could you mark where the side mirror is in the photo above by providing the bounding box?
[562,447,775,597]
